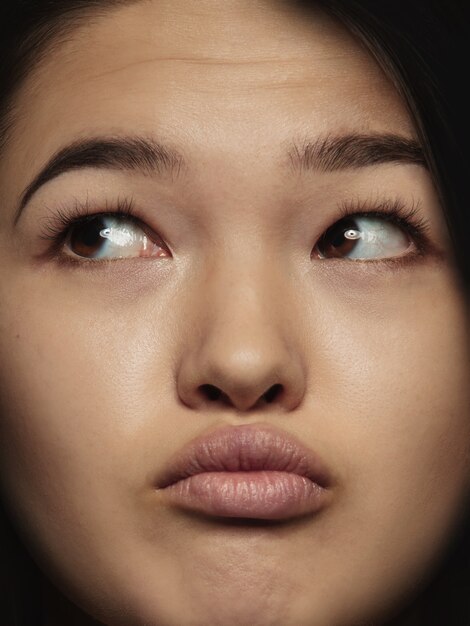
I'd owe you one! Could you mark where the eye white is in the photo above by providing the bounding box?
[344,217,410,259]
[315,215,413,261]
[99,226,136,247]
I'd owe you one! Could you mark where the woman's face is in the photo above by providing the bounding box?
[0,1,469,625]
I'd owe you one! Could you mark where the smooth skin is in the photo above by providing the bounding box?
[0,1,469,625]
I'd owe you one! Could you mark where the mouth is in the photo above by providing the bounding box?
[155,423,333,521]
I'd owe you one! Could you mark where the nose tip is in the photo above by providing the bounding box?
[177,341,305,413]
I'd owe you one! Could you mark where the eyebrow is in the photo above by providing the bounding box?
[14,132,426,226]
[14,136,186,225]
[287,132,426,173]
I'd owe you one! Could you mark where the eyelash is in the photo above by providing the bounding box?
[38,195,433,268]
[40,195,138,243]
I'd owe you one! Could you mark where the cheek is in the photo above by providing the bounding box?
[0,276,174,553]
[306,270,470,612]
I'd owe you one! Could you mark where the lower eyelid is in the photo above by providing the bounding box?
[44,252,170,271]
[317,247,442,270]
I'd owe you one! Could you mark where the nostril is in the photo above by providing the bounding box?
[263,384,283,403]
[198,383,284,406]
[200,384,222,401]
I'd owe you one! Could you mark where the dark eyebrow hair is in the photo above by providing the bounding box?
[14,132,426,227]
[14,136,186,225]
[287,133,426,173]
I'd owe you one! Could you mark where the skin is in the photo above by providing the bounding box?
[0,0,469,624]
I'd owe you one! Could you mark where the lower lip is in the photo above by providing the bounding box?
[160,471,329,520]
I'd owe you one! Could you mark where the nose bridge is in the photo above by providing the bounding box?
[176,251,306,412]
[207,258,282,370]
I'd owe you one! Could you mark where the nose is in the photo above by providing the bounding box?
[176,266,306,413]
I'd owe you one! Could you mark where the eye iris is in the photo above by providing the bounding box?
[69,217,108,257]
[318,218,359,258]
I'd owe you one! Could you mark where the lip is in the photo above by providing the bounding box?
[156,423,333,520]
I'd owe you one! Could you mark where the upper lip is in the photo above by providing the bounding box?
[156,423,332,489]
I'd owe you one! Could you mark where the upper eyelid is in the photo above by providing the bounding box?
[37,195,430,242]
[339,196,435,240]
[38,195,139,241]
[338,195,426,226]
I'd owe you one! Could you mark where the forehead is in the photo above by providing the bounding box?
[9,0,415,171]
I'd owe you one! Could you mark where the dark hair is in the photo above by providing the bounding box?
[0,1,469,625]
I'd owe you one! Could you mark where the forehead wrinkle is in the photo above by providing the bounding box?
[30,2,372,85]
[76,54,378,97]
[82,56,316,83]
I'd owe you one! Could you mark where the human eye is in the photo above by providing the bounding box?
[38,197,171,265]
[311,197,433,265]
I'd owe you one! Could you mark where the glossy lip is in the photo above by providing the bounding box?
[155,423,333,520]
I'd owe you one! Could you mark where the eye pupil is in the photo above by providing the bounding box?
[69,217,108,257]
[318,218,358,258]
